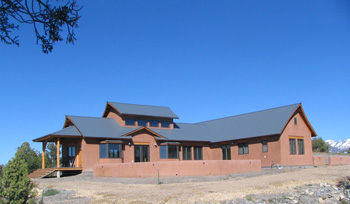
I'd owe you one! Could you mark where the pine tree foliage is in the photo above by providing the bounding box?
[45,142,57,168]
[1,157,32,204]
[0,0,81,53]
[15,142,41,173]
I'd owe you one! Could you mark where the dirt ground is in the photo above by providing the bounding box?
[34,165,350,204]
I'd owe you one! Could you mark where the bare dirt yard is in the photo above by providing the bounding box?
[33,165,350,204]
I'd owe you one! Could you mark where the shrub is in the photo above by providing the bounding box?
[1,157,32,204]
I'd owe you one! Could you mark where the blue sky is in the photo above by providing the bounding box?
[0,0,349,165]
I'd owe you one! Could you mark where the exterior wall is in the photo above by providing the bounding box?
[231,135,281,167]
[93,160,261,177]
[279,113,313,166]
[313,156,326,166]
[81,138,100,172]
[328,156,350,165]
[105,108,123,125]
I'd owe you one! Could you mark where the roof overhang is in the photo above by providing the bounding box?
[280,103,317,137]
[122,127,166,139]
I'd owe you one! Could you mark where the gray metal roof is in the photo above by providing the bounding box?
[36,103,302,143]
[108,102,179,119]
[50,126,81,136]
[196,103,300,142]
[67,116,137,138]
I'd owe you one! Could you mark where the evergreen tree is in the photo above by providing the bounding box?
[15,142,41,173]
[312,137,329,152]
[45,142,57,168]
[1,157,32,204]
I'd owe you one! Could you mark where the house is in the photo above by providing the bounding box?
[32,102,317,177]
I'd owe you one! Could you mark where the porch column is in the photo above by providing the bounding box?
[42,142,47,169]
[56,138,60,167]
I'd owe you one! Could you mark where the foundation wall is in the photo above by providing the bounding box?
[93,160,261,177]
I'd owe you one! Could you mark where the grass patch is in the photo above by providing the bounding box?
[42,189,59,197]
[247,196,254,201]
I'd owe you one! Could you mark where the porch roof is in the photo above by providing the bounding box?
[33,126,82,142]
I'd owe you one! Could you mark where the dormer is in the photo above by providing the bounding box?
[102,102,179,129]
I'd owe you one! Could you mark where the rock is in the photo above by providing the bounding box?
[319,197,326,204]
[292,199,298,203]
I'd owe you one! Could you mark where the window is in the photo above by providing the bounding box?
[238,142,249,155]
[125,118,135,126]
[262,140,268,152]
[298,139,304,154]
[150,120,159,127]
[222,145,231,160]
[294,118,298,125]
[160,145,179,159]
[161,121,170,128]
[100,142,122,158]
[194,146,203,160]
[183,146,192,160]
[138,119,147,127]
[289,139,296,155]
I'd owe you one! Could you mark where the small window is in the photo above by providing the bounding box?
[262,140,268,152]
[138,119,147,127]
[194,146,203,160]
[100,143,122,158]
[294,118,297,125]
[289,139,296,155]
[298,139,304,154]
[150,120,159,127]
[125,118,135,126]
[183,146,192,160]
[222,145,231,160]
[238,142,249,155]
[160,145,179,159]
[161,121,170,128]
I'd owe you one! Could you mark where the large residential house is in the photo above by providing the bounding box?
[32,102,317,177]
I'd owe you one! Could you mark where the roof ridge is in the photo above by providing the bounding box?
[108,101,172,109]
[197,103,301,124]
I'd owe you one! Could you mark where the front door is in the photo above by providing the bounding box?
[134,145,149,162]
[68,146,76,167]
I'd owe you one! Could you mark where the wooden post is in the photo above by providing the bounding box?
[56,138,60,168]
[42,142,47,169]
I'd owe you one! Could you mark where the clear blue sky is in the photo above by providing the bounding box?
[0,0,349,165]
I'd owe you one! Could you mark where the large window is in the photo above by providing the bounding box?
[298,139,304,155]
[289,139,296,155]
[125,118,135,126]
[183,146,192,160]
[238,142,249,155]
[262,140,268,152]
[222,145,231,160]
[160,145,179,159]
[194,146,203,160]
[100,142,122,158]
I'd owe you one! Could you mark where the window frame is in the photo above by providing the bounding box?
[289,138,297,155]
[160,144,179,159]
[149,120,159,127]
[297,139,304,155]
[262,140,268,153]
[194,146,203,160]
[182,146,192,160]
[161,121,170,128]
[222,145,231,160]
[100,141,123,159]
[125,118,135,126]
[238,142,249,155]
[137,119,147,127]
